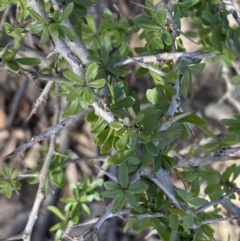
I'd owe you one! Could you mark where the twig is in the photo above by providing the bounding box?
[95,165,118,183]
[7,77,28,127]
[194,187,240,214]
[66,155,110,164]
[174,146,240,168]
[26,81,53,122]
[139,167,184,210]
[22,83,61,241]
[3,109,91,160]
[50,0,89,65]
[114,51,217,67]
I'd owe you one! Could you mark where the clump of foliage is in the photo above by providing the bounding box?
[1,0,240,241]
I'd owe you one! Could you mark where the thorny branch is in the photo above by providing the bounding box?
[114,51,218,67]
[22,83,60,241]
[3,109,91,160]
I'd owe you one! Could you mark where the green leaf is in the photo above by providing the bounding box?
[118,163,129,188]
[47,206,65,221]
[199,170,220,184]
[88,78,105,89]
[63,71,84,85]
[110,121,124,130]
[151,129,182,142]
[181,170,198,182]
[85,111,98,122]
[176,188,192,203]
[11,169,18,180]
[132,218,152,232]
[165,70,179,83]
[141,145,154,166]
[60,2,74,21]
[169,214,179,231]
[188,63,206,75]
[15,58,41,66]
[81,203,90,216]
[202,141,220,151]
[189,197,209,207]
[139,24,161,31]
[63,98,82,116]
[156,6,167,26]
[146,88,166,106]
[128,181,148,193]
[48,23,60,35]
[39,27,49,47]
[161,30,172,45]
[49,222,61,232]
[2,165,10,178]
[108,147,138,165]
[53,10,61,22]
[66,88,82,102]
[145,142,159,156]
[191,178,200,197]
[198,126,218,141]
[59,25,76,40]
[104,181,121,190]
[205,183,221,200]
[154,218,170,241]
[83,87,94,104]
[130,114,144,126]
[101,189,123,198]
[86,62,99,80]
[51,169,65,188]
[28,9,49,24]
[126,193,142,212]
[124,219,136,233]
[101,29,111,63]
[221,133,238,146]
[183,213,194,234]
[5,183,13,198]
[112,193,126,214]
[7,61,19,71]
[116,133,129,150]
[85,14,96,33]
[212,26,223,52]
[201,10,215,24]
[54,229,63,241]
[114,97,135,109]
[178,0,199,8]
[222,164,236,182]
[179,114,206,126]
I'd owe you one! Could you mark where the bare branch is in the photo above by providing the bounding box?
[3,109,91,160]
[139,167,184,210]
[114,51,217,67]
[174,146,240,168]
[194,187,240,214]
[95,165,119,183]
[26,81,53,122]
[22,83,61,241]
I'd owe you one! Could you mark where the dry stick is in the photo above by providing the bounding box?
[7,77,28,127]
[65,155,110,164]
[174,146,240,168]
[194,187,240,214]
[22,83,61,241]
[50,0,89,65]
[114,51,217,67]
[3,109,91,160]
[221,199,240,225]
